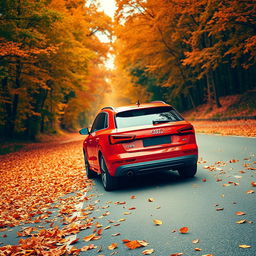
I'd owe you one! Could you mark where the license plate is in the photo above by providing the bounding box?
[143,135,171,147]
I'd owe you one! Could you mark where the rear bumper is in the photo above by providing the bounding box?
[114,154,198,177]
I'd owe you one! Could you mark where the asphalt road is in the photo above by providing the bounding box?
[0,134,255,255]
[75,134,256,256]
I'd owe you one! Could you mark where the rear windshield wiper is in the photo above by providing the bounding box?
[153,120,173,125]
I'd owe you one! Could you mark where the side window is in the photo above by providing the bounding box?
[90,112,108,132]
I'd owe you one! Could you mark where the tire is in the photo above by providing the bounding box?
[178,164,197,178]
[100,155,118,191]
[84,152,97,179]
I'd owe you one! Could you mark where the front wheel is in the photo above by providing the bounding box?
[178,164,197,178]
[100,155,118,191]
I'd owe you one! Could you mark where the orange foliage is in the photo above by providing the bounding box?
[192,120,256,137]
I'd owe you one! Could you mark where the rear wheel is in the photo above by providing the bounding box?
[178,164,197,178]
[84,152,97,179]
[100,155,118,191]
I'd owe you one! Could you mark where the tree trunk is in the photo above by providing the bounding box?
[1,77,13,138]
[206,69,221,108]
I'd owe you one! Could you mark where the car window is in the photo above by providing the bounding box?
[115,107,183,129]
[91,112,108,132]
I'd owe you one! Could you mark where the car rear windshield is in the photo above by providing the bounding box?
[115,106,184,129]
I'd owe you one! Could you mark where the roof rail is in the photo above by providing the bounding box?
[101,106,115,111]
[150,101,167,104]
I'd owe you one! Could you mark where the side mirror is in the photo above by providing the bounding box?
[79,128,90,135]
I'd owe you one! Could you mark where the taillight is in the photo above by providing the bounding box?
[109,134,136,144]
[178,124,194,134]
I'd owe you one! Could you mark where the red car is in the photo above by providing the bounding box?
[79,101,198,191]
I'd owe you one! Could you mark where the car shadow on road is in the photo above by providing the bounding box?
[93,170,202,193]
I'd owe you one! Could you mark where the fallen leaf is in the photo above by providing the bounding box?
[251,181,256,187]
[170,253,184,256]
[246,190,254,194]
[112,233,120,236]
[194,248,202,251]
[202,178,207,182]
[81,244,97,251]
[123,212,131,215]
[83,233,96,242]
[118,218,126,222]
[142,249,154,254]
[104,225,111,230]
[179,227,189,234]
[236,219,247,224]
[108,243,118,250]
[153,219,163,225]
[115,201,126,205]
[216,208,224,211]
[239,244,251,248]
[122,239,131,243]
[148,198,155,202]
[130,195,136,199]
[128,207,136,210]
[192,239,199,244]
[69,238,79,245]
[236,211,246,216]
[124,240,149,249]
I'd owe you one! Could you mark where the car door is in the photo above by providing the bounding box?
[88,112,108,169]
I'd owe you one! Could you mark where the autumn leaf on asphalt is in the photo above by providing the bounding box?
[97,228,103,235]
[81,244,97,251]
[115,201,126,205]
[229,159,239,163]
[118,218,126,222]
[236,211,246,216]
[179,227,189,234]
[108,243,118,250]
[104,225,111,230]
[201,254,214,256]
[251,181,256,187]
[192,239,200,244]
[123,240,149,249]
[216,208,224,211]
[130,195,136,199]
[246,190,254,194]
[170,253,184,256]
[236,219,247,224]
[148,198,155,202]
[153,219,162,225]
[69,238,79,245]
[239,244,251,248]
[202,178,207,182]
[194,248,202,251]
[122,239,131,243]
[112,233,120,236]
[83,233,96,242]
[142,249,154,254]
[128,207,136,210]
[123,212,131,215]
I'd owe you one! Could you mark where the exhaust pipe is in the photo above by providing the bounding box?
[127,170,134,177]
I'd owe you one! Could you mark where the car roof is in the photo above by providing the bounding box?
[102,101,171,113]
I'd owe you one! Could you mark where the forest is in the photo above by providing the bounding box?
[0,0,255,140]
